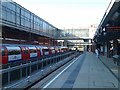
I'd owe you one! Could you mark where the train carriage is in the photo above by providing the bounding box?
[35,46,41,59]
[6,46,22,62]
[0,44,69,65]
[20,46,30,60]
[1,46,8,64]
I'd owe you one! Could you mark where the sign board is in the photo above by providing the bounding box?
[106,27,120,32]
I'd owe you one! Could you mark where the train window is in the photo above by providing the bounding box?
[22,47,28,54]
[8,50,21,55]
[36,47,40,51]
[24,50,28,54]
[44,49,49,52]
[2,48,5,56]
[30,49,36,53]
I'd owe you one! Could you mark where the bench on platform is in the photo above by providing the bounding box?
[112,55,120,66]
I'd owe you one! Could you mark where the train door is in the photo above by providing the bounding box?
[55,47,58,54]
[51,47,55,54]
[59,48,62,53]
[42,49,44,56]
[48,47,52,55]
[39,47,43,56]
[43,47,49,56]
[21,46,30,60]
[36,47,40,59]
[1,47,8,64]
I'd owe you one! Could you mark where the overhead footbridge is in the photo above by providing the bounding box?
[0,0,92,46]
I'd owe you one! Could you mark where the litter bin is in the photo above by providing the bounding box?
[112,55,120,66]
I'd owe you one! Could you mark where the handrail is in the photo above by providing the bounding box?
[0,52,72,74]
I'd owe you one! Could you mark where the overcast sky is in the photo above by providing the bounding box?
[13,0,111,29]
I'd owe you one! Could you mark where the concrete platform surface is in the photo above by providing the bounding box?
[32,52,119,89]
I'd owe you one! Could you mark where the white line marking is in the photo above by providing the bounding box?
[43,55,81,89]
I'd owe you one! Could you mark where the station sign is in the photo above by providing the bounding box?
[106,27,120,32]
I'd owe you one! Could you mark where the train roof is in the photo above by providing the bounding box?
[0,44,68,49]
[1,44,47,47]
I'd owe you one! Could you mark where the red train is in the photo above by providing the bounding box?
[0,44,68,65]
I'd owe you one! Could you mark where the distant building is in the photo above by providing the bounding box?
[89,24,98,39]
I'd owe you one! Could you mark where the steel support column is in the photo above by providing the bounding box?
[107,41,111,57]
[113,39,118,55]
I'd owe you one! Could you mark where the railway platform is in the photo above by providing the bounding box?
[31,52,119,89]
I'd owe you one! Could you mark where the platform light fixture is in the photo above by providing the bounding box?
[103,28,106,31]
[117,39,120,42]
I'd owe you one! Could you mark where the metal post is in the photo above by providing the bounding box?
[42,59,43,70]
[52,57,54,64]
[36,60,38,71]
[30,61,31,75]
[20,63,22,79]
[41,59,44,76]
[46,58,48,66]
[61,54,62,60]
[8,66,10,84]
[56,55,58,62]
[59,55,60,61]
[54,57,55,64]
[56,55,58,63]
[55,56,57,64]
[50,59,51,65]
[54,57,57,64]
[26,63,28,77]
